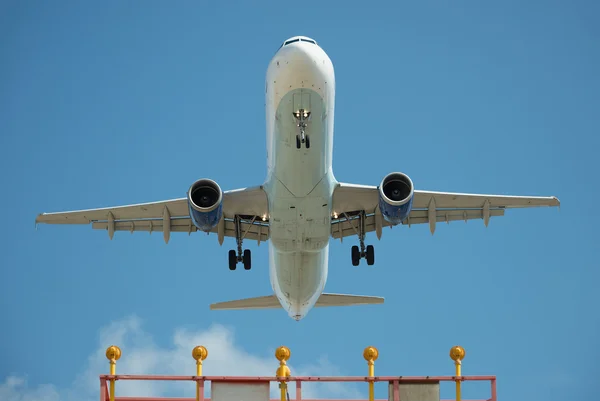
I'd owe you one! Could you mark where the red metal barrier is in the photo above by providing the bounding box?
[100,345,497,401]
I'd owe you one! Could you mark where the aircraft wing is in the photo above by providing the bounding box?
[330,182,560,239]
[35,186,270,244]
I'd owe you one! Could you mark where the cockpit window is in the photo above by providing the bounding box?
[279,38,317,49]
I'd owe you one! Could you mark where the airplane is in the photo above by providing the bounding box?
[36,35,560,321]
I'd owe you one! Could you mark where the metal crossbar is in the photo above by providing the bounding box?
[99,375,497,401]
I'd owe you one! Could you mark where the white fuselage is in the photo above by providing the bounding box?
[263,38,337,321]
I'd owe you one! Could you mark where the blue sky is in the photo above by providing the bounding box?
[1,1,598,400]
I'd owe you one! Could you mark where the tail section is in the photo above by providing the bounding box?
[210,293,384,311]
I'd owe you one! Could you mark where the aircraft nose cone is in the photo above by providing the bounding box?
[288,303,306,321]
[279,42,316,65]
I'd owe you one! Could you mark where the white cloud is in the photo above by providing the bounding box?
[0,376,60,401]
[1,316,363,401]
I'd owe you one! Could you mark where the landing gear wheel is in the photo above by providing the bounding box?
[296,135,301,149]
[305,135,310,149]
[366,245,375,266]
[351,245,360,266]
[243,249,252,270]
[228,250,237,270]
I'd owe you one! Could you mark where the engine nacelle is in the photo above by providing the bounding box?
[187,178,223,232]
[378,172,415,225]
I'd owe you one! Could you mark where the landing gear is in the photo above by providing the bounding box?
[228,215,252,270]
[294,109,311,149]
[348,211,375,266]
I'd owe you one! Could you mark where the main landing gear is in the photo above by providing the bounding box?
[350,211,375,266]
[228,215,251,271]
[294,109,311,149]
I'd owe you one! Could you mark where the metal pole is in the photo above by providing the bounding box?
[192,346,208,401]
[455,360,462,401]
[275,346,291,401]
[105,346,121,401]
[449,346,466,401]
[363,346,379,401]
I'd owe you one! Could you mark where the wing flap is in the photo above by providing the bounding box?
[331,208,505,239]
[412,190,560,209]
[35,198,189,224]
[92,217,269,242]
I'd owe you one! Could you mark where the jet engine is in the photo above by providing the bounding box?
[378,172,414,225]
[187,178,223,232]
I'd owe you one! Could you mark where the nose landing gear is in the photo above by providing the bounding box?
[293,109,311,149]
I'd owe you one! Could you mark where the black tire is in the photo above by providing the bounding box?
[228,250,237,270]
[243,249,252,270]
[296,135,301,149]
[351,245,360,266]
[366,245,375,266]
[305,135,310,149]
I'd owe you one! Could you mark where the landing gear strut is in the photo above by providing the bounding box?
[294,109,311,149]
[228,215,251,270]
[349,211,375,266]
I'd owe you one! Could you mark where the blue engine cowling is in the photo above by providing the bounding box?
[378,172,414,225]
[187,178,223,232]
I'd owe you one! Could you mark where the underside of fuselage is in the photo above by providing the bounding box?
[263,36,337,320]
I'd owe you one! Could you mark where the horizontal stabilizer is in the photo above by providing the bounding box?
[210,295,280,310]
[210,293,384,311]
[315,293,384,307]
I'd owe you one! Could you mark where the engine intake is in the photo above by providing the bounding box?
[187,178,223,232]
[378,172,414,225]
